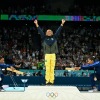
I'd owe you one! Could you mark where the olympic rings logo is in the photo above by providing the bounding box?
[46,92,58,99]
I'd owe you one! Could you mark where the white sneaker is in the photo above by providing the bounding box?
[88,88,98,92]
[0,87,5,92]
[0,89,5,92]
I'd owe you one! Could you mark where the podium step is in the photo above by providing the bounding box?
[0,86,100,100]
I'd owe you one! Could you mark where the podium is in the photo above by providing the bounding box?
[0,86,100,100]
[25,86,84,100]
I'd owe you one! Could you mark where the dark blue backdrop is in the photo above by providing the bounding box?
[3,76,92,87]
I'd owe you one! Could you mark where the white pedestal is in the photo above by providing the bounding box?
[0,86,100,100]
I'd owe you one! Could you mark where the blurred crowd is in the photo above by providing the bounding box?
[0,0,100,74]
[56,26,100,69]
[0,0,100,15]
[0,23,100,71]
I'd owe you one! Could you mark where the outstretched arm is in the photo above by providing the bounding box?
[54,19,65,38]
[34,20,45,38]
[0,64,15,71]
[75,61,100,70]
[0,64,13,68]
[81,61,100,69]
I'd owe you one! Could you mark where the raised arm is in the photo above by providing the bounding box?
[34,20,45,38]
[61,19,66,26]
[34,19,39,27]
[54,19,65,38]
